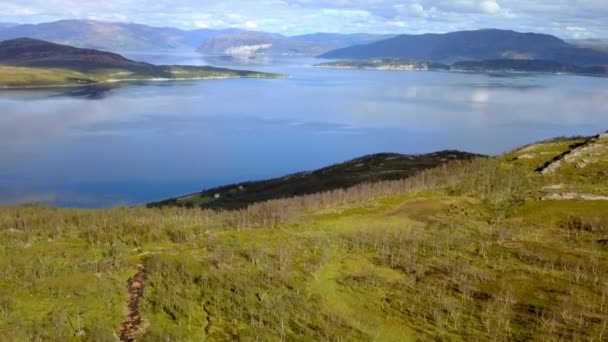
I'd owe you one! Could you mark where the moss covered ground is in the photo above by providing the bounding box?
[1,134,607,341]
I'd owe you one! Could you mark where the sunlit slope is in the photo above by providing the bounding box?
[0,38,283,87]
[1,133,607,341]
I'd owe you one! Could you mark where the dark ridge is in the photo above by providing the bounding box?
[0,38,153,71]
[148,150,484,210]
[319,29,608,66]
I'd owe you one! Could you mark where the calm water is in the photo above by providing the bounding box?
[1,52,607,207]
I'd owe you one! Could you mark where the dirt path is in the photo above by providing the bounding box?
[203,302,212,337]
[119,264,147,341]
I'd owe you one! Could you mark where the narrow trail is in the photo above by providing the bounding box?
[535,135,598,174]
[119,264,147,342]
[203,302,212,337]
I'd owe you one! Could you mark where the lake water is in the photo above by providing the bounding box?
[1,52,607,207]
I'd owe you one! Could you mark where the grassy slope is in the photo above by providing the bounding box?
[1,135,608,341]
[149,151,481,210]
[0,65,283,87]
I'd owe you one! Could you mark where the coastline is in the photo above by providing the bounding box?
[313,64,608,77]
[0,73,286,90]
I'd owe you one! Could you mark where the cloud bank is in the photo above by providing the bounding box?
[0,0,606,38]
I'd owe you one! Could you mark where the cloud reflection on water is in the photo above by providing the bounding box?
[1,58,607,207]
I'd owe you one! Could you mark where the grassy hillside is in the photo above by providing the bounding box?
[0,65,282,88]
[1,133,608,341]
[149,151,481,210]
[0,38,283,87]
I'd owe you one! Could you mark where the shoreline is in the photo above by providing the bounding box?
[313,64,608,77]
[0,74,285,90]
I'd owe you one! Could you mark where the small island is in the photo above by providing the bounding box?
[315,58,608,76]
[0,38,284,88]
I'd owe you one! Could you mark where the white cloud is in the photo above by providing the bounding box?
[480,0,501,14]
[0,0,606,38]
[566,25,589,38]
[244,20,258,29]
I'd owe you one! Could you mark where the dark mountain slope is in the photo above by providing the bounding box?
[320,29,608,66]
[0,23,18,30]
[0,20,391,54]
[0,38,152,71]
[149,150,482,210]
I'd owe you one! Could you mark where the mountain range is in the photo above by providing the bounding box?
[197,31,394,56]
[0,20,392,55]
[0,20,222,51]
[0,23,17,29]
[320,29,608,66]
[2,22,608,65]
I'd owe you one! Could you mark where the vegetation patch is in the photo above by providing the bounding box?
[1,133,608,340]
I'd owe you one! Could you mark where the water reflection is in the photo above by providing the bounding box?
[51,84,119,99]
[1,56,607,207]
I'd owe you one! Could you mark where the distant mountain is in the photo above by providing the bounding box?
[0,23,18,30]
[290,32,395,47]
[198,30,394,56]
[198,30,287,55]
[0,20,391,55]
[0,20,223,51]
[320,29,608,66]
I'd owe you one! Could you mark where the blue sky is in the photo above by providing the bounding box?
[0,0,607,38]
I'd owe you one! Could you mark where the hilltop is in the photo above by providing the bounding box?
[0,38,282,87]
[320,29,608,66]
[1,132,607,340]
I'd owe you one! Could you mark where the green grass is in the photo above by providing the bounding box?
[0,66,97,87]
[1,134,608,340]
[0,65,284,88]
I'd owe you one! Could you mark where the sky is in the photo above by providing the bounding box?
[0,0,607,38]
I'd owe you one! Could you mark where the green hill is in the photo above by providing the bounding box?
[1,132,607,340]
[0,38,283,87]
